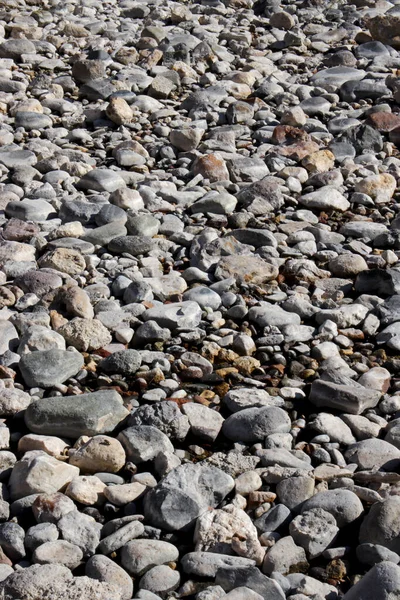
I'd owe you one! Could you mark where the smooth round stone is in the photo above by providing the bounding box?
[5,200,55,222]
[182,286,221,310]
[77,169,126,193]
[19,349,84,388]
[69,435,126,474]
[329,141,356,162]
[301,489,363,528]
[359,496,400,554]
[95,204,127,226]
[223,405,291,443]
[108,235,154,256]
[0,150,37,169]
[121,539,179,576]
[126,215,159,237]
[47,238,95,254]
[86,555,133,600]
[0,39,36,60]
[139,565,180,595]
[328,117,360,135]
[32,540,83,569]
[15,113,53,130]
[355,41,391,59]
[300,97,331,116]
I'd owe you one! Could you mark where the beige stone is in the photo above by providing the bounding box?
[103,482,146,506]
[18,434,70,460]
[354,173,396,201]
[38,248,86,276]
[69,435,126,474]
[9,451,79,500]
[65,475,106,505]
[302,150,335,174]
[106,97,134,125]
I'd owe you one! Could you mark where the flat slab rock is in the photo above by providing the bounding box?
[24,390,129,438]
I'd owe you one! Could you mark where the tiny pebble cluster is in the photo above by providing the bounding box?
[0,0,400,598]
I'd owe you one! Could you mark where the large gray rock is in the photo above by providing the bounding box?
[0,563,123,600]
[181,552,256,578]
[310,379,381,414]
[77,169,126,193]
[144,463,234,531]
[86,555,133,600]
[19,349,84,388]
[118,425,174,463]
[342,562,400,600]
[142,301,202,330]
[345,439,400,471]
[222,406,291,443]
[24,390,129,438]
[215,566,285,600]
[263,536,308,576]
[128,402,189,442]
[289,508,339,559]
[301,489,363,528]
[58,511,101,557]
[121,539,179,576]
[359,497,400,554]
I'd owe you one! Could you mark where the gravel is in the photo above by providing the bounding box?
[0,0,399,597]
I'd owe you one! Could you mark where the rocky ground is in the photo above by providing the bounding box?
[1,0,400,598]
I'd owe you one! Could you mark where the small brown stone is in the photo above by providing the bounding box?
[272,125,310,145]
[106,97,134,125]
[277,141,321,161]
[193,153,230,182]
[2,218,39,242]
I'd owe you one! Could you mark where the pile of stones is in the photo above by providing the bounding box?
[0,0,400,597]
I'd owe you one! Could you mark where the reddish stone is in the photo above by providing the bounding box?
[193,153,230,182]
[367,112,400,132]
[2,218,39,242]
[275,141,321,161]
[272,125,310,145]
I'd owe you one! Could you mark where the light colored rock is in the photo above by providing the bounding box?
[9,450,79,500]
[69,435,126,473]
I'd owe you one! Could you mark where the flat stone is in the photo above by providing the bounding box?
[19,349,84,388]
[299,186,350,211]
[121,539,179,576]
[77,169,126,193]
[86,555,133,600]
[142,301,202,330]
[345,439,400,471]
[215,256,278,285]
[310,379,381,415]
[9,451,79,500]
[24,390,129,438]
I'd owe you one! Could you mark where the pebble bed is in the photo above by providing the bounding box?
[0,0,400,598]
